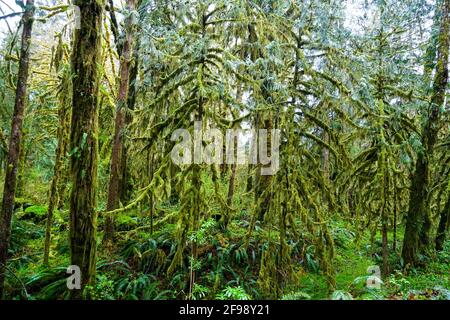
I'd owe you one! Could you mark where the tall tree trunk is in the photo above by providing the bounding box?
[43,69,71,265]
[107,0,122,55]
[0,0,35,299]
[402,0,449,266]
[246,21,274,222]
[255,108,274,222]
[223,125,237,230]
[322,130,330,181]
[436,193,450,251]
[246,163,253,192]
[15,138,26,198]
[223,162,237,228]
[381,204,389,276]
[393,188,398,252]
[57,133,71,210]
[120,33,140,204]
[104,0,137,243]
[380,153,389,276]
[69,0,104,299]
[0,129,8,171]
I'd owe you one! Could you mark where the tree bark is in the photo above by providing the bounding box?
[223,162,237,229]
[43,67,71,265]
[0,0,35,299]
[322,130,330,180]
[402,0,449,266]
[104,0,137,243]
[255,108,274,222]
[69,0,104,299]
[436,193,450,251]
[255,142,273,220]
[393,189,398,252]
[120,31,140,205]
[15,137,26,198]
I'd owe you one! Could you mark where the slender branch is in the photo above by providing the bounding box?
[0,12,23,20]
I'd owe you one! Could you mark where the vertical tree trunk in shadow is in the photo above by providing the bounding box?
[120,36,140,205]
[104,0,137,243]
[0,0,35,299]
[44,57,71,265]
[435,194,450,251]
[402,0,449,267]
[15,138,26,198]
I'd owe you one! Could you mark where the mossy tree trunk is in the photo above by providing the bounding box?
[15,137,27,198]
[247,22,274,223]
[104,0,137,243]
[0,0,35,299]
[69,0,104,299]
[255,111,274,222]
[119,36,140,204]
[402,0,449,266]
[43,59,71,265]
[0,129,8,170]
[435,193,450,251]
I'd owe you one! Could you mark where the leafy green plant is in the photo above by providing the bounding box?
[25,266,68,300]
[188,218,217,245]
[10,218,43,256]
[216,286,251,300]
[86,274,116,300]
[18,205,48,223]
[191,283,209,300]
[331,226,355,248]
[388,271,411,295]
[281,291,312,300]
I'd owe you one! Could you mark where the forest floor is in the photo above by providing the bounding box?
[4,200,449,300]
[303,236,450,300]
[1,172,448,300]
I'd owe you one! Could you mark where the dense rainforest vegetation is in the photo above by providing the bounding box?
[0,0,449,300]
